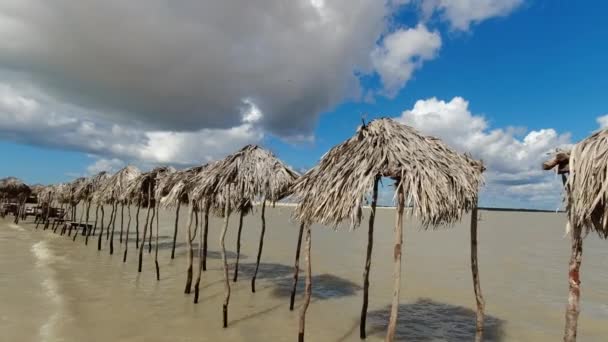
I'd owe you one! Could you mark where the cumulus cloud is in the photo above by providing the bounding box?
[0,82,263,165]
[86,158,124,176]
[418,0,523,30]
[0,0,395,138]
[398,97,572,208]
[597,114,608,129]
[371,25,442,96]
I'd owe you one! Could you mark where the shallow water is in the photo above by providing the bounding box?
[1,206,607,341]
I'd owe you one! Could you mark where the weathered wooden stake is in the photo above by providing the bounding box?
[564,224,583,342]
[386,186,405,342]
[138,187,152,273]
[110,202,118,255]
[135,195,141,248]
[220,187,232,328]
[233,209,245,282]
[251,198,267,293]
[106,203,114,241]
[148,204,154,254]
[202,205,210,271]
[360,176,379,339]
[154,202,160,281]
[73,201,87,241]
[87,204,99,245]
[119,203,125,244]
[289,222,306,311]
[184,204,195,294]
[171,201,181,260]
[297,224,312,342]
[470,203,485,342]
[97,205,105,251]
[123,201,132,263]
[194,206,206,303]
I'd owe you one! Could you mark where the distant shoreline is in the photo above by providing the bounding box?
[267,202,565,213]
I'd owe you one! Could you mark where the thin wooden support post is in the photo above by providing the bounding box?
[251,198,267,293]
[386,185,405,342]
[233,208,245,282]
[297,224,312,342]
[171,201,181,260]
[221,187,232,328]
[360,176,379,339]
[289,222,306,311]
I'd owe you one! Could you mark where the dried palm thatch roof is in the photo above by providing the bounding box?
[188,145,299,211]
[75,172,111,203]
[158,165,205,207]
[92,166,141,204]
[291,118,483,229]
[0,177,31,197]
[560,129,608,238]
[125,166,175,203]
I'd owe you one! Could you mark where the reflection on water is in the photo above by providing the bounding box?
[0,207,607,341]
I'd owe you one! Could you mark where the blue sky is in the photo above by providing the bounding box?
[0,1,606,209]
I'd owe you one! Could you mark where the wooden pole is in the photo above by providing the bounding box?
[154,201,160,281]
[148,202,154,254]
[564,224,583,342]
[97,205,105,251]
[135,195,141,248]
[184,204,195,294]
[82,200,91,243]
[233,208,245,282]
[123,201,132,263]
[386,184,405,342]
[119,202,125,244]
[470,203,485,342]
[171,201,181,260]
[297,224,312,342]
[72,200,86,241]
[138,185,152,273]
[87,204,99,245]
[202,204,210,271]
[106,202,114,241]
[110,201,119,255]
[220,187,232,328]
[194,205,206,303]
[251,198,267,292]
[289,222,306,311]
[360,176,379,339]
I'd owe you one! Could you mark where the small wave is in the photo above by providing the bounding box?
[8,223,25,232]
[31,241,66,341]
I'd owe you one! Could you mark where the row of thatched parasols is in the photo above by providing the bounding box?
[4,117,603,341]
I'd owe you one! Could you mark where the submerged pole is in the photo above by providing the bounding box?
[120,202,125,244]
[220,187,232,328]
[135,195,141,248]
[360,176,379,339]
[251,198,267,292]
[289,222,306,311]
[73,201,86,241]
[297,224,312,342]
[194,206,206,303]
[233,208,245,282]
[386,184,405,342]
[171,201,181,260]
[123,200,132,263]
[470,202,485,342]
[97,205,105,251]
[138,184,152,273]
[202,205,210,271]
[87,204,99,245]
[184,204,195,294]
[106,202,114,241]
[110,202,118,255]
[564,224,583,342]
[154,201,160,281]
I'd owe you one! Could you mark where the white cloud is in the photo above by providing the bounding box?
[86,158,124,176]
[371,25,442,96]
[0,82,264,166]
[597,114,608,129]
[398,97,572,208]
[419,0,523,30]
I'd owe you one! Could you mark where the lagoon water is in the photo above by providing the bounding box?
[1,206,607,341]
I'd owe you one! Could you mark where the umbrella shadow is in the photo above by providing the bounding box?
[366,298,506,341]
[234,262,294,280]
[271,272,361,300]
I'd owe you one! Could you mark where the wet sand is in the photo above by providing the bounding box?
[1,206,607,341]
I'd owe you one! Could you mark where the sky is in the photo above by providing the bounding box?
[0,0,606,209]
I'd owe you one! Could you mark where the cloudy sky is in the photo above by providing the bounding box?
[0,0,606,209]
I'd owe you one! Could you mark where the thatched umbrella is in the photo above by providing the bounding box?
[543,130,608,342]
[126,166,174,279]
[189,144,298,327]
[95,166,141,255]
[290,118,483,342]
[0,177,31,223]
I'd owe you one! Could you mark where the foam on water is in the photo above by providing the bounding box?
[31,241,65,342]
